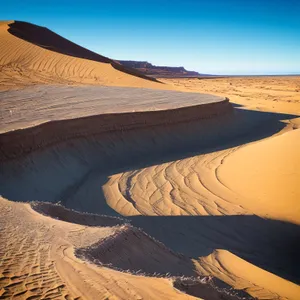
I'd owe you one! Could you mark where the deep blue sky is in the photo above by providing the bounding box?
[1,0,300,75]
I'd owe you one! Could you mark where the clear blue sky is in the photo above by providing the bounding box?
[1,0,300,75]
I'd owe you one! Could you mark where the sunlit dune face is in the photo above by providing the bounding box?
[0,20,300,300]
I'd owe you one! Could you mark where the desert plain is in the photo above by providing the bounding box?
[0,21,300,300]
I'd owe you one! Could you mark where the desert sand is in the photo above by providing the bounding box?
[0,21,300,300]
[0,21,165,90]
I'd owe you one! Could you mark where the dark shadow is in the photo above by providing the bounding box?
[65,105,298,178]
[131,215,300,284]
[31,202,127,227]
[173,277,254,300]
[7,21,160,83]
[75,225,197,277]
[1,106,298,207]
[1,106,299,285]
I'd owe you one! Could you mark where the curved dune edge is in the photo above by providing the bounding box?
[31,201,128,227]
[0,21,168,91]
[0,197,195,300]
[5,21,160,83]
[0,98,231,161]
[1,198,297,300]
[218,128,300,225]
[1,99,299,299]
[29,201,254,300]
[197,249,300,300]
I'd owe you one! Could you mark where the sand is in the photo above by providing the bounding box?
[218,129,300,224]
[162,76,300,115]
[0,21,165,90]
[0,85,226,134]
[1,20,300,300]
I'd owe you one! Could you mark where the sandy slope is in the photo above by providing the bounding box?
[1,88,299,299]
[0,20,300,300]
[0,21,166,90]
[197,250,300,300]
[218,129,300,224]
[0,198,196,300]
[1,197,255,300]
[0,85,225,134]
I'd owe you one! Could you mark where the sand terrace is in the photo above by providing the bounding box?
[0,85,226,133]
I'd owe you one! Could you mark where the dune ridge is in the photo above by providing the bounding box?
[0,21,168,90]
[0,93,230,161]
[1,91,299,299]
[32,202,256,300]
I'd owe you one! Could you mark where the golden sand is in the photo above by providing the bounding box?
[1,21,299,300]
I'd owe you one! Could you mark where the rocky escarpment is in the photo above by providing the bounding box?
[118,60,208,78]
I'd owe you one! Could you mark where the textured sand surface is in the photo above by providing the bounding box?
[1,20,300,300]
[162,76,300,114]
[0,21,165,90]
[0,85,225,133]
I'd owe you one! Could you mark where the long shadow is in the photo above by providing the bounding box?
[7,21,160,83]
[0,107,298,206]
[130,215,300,284]
[1,107,299,285]
[77,104,299,178]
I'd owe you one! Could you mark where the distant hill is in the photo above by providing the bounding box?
[118,60,211,78]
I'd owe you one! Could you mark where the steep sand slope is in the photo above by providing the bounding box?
[0,198,193,300]
[0,85,226,134]
[218,129,300,224]
[0,21,167,90]
[0,198,254,300]
[197,250,300,300]
[1,85,299,299]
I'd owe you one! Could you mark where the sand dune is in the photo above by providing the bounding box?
[0,198,255,300]
[218,128,300,224]
[1,86,299,298]
[197,250,300,300]
[0,20,299,300]
[0,21,166,90]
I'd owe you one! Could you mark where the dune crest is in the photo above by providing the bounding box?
[0,21,167,90]
[218,128,300,224]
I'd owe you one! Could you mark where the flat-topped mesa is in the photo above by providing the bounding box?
[118,60,205,78]
[0,86,231,161]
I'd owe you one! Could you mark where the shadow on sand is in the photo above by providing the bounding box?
[1,106,299,284]
[7,21,159,83]
[131,215,300,284]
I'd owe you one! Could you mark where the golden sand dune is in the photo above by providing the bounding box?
[0,21,165,90]
[218,128,300,224]
[1,21,300,300]
[198,250,300,300]
[0,198,254,300]
[1,84,299,298]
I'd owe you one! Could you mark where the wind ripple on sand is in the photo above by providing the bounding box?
[1,81,300,299]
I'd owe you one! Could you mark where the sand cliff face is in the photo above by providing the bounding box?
[0,96,231,161]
